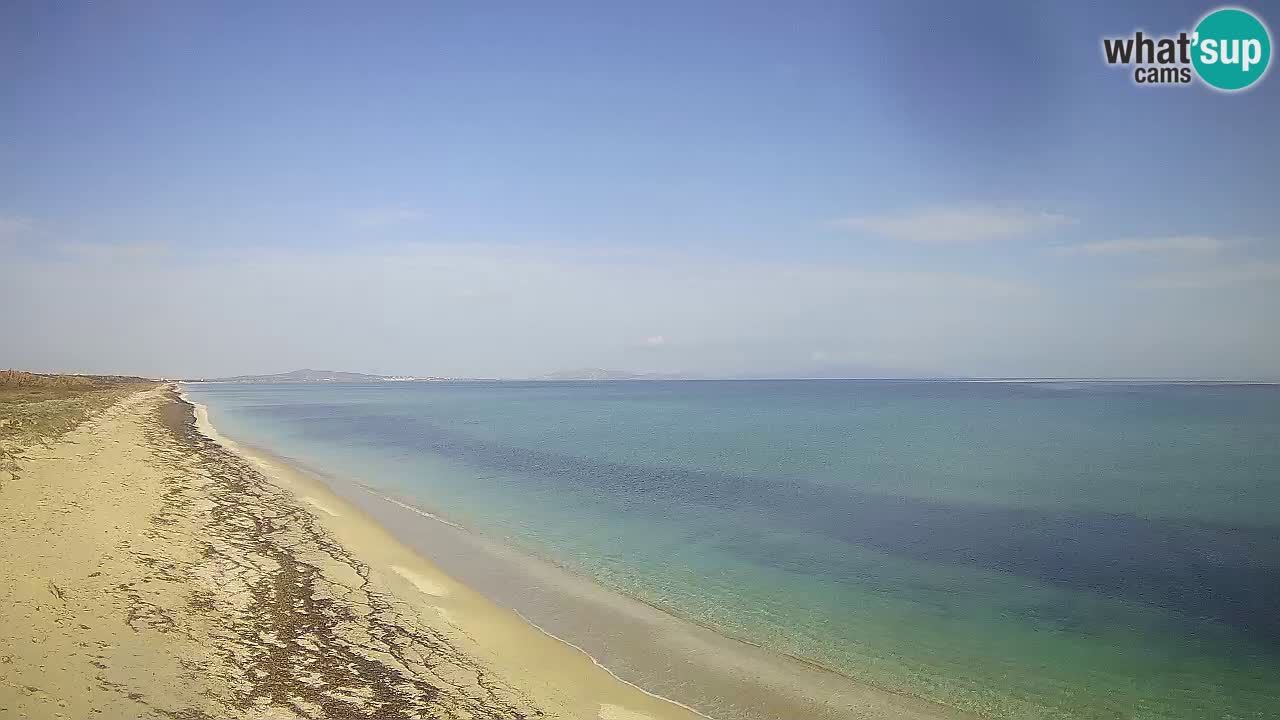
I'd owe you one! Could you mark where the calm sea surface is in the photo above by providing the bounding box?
[183,380,1280,719]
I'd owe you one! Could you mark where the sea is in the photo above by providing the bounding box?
[181,380,1280,720]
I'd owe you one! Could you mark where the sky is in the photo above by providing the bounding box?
[2,0,1278,379]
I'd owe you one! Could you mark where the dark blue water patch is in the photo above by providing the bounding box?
[247,402,1280,646]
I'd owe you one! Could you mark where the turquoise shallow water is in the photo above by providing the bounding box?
[184,380,1280,719]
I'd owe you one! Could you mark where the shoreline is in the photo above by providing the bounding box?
[179,387,711,720]
[1,384,711,719]
[6,385,546,718]
[182,386,970,720]
[347,477,868,687]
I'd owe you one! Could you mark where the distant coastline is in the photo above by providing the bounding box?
[184,368,1280,385]
[187,368,450,383]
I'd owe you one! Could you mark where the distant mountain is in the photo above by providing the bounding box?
[743,364,956,380]
[536,368,691,381]
[191,369,431,383]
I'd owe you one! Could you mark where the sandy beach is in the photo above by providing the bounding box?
[0,384,709,719]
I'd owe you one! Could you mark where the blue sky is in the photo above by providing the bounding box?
[2,1,1278,378]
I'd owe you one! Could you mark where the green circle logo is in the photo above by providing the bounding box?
[1192,7,1272,91]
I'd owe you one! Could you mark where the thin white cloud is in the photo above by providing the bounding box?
[199,242,1037,300]
[1,215,38,254]
[1139,261,1280,289]
[625,334,669,351]
[832,206,1071,243]
[350,206,427,229]
[3,216,170,261]
[0,214,34,241]
[768,265,1036,298]
[58,241,169,259]
[1056,236,1227,256]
